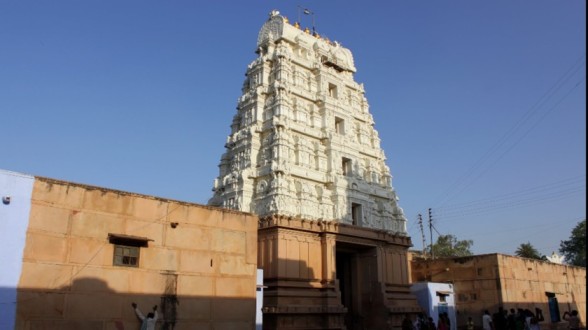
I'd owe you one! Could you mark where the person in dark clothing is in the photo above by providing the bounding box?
[438,314,449,330]
[563,310,581,330]
[415,313,427,330]
[493,307,507,330]
[523,309,536,330]
[506,308,517,330]
[403,314,414,330]
[467,317,475,330]
[515,309,526,330]
[443,313,451,330]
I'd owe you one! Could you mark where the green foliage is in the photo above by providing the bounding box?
[428,234,474,257]
[559,219,586,267]
[515,242,543,260]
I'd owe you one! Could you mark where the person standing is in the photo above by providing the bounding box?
[515,309,526,330]
[493,307,507,330]
[132,302,158,330]
[467,316,475,330]
[402,314,414,330]
[528,316,540,330]
[438,314,449,330]
[443,313,451,330]
[563,310,581,330]
[415,313,427,330]
[523,309,535,330]
[483,310,494,330]
[506,309,517,330]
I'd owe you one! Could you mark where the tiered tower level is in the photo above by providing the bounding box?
[209,10,407,235]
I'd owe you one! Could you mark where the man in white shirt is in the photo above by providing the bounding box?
[132,302,158,330]
[483,310,494,330]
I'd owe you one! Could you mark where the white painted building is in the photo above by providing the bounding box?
[0,170,35,329]
[411,282,457,330]
[209,10,407,234]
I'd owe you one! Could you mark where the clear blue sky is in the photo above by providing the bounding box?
[1,1,585,257]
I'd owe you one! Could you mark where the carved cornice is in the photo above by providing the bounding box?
[258,215,412,247]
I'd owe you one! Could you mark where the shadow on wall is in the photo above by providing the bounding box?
[261,256,327,329]
[0,286,18,329]
[10,277,256,330]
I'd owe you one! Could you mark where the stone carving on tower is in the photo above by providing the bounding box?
[209,10,407,235]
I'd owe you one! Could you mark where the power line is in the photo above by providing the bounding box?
[456,217,584,255]
[413,176,585,222]
[429,176,584,218]
[447,74,586,200]
[466,217,582,240]
[433,186,584,221]
[433,54,586,207]
[437,176,584,210]
[418,213,427,255]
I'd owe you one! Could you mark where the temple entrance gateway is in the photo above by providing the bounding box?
[336,250,356,328]
[258,216,421,329]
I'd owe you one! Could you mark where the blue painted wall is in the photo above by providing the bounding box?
[0,170,34,329]
[411,282,457,330]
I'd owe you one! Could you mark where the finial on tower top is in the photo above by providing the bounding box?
[269,10,280,18]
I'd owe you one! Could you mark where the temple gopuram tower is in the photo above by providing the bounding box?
[209,10,420,329]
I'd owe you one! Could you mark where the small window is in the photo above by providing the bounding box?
[351,203,362,225]
[108,233,151,268]
[328,83,338,98]
[436,292,449,303]
[114,245,140,267]
[226,197,235,208]
[335,117,345,134]
[342,157,352,176]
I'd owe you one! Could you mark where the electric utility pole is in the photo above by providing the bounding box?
[428,208,434,260]
[418,214,427,257]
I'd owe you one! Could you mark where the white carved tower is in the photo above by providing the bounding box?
[209,10,407,235]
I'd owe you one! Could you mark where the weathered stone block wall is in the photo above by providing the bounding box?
[16,177,258,330]
[410,254,586,330]
[496,254,586,326]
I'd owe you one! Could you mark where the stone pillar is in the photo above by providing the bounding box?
[321,232,337,282]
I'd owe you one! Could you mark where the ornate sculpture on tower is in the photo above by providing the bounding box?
[208,10,407,235]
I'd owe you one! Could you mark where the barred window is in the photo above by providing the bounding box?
[108,233,151,268]
[114,245,139,267]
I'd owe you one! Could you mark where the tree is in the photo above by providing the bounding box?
[428,234,474,257]
[515,242,543,260]
[559,219,586,267]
